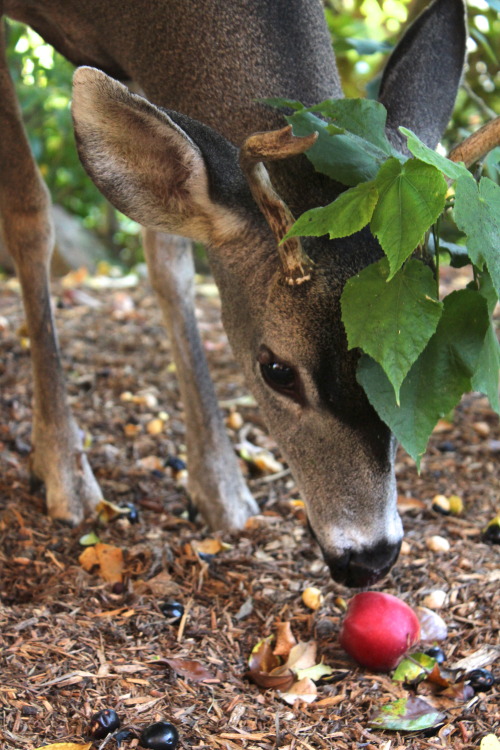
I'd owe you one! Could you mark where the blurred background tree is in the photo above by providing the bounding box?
[3,0,499,269]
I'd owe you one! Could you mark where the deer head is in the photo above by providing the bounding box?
[71,0,466,586]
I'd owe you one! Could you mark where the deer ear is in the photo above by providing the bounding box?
[378,0,467,152]
[72,67,248,244]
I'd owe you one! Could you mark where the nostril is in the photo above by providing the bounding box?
[324,540,401,588]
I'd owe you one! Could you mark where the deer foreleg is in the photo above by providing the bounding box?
[0,22,101,521]
[142,229,258,531]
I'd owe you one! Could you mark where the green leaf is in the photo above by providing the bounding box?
[400,127,469,181]
[260,97,305,112]
[357,290,490,466]
[454,174,500,298]
[341,258,443,401]
[370,158,448,278]
[285,99,397,187]
[369,696,446,732]
[470,272,500,414]
[79,531,101,546]
[473,324,500,414]
[285,181,378,239]
[392,653,436,683]
[308,99,394,154]
[295,662,334,682]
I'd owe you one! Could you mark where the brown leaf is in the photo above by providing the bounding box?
[273,622,297,657]
[439,681,475,702]
[78,543,124,584]
[426,663,453,689]
[397,495,426,512]
[164,657,216,683]
[248,637,280,674]
[247,667,295,691]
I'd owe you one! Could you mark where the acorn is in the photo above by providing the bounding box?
[140,720,179,749]
[89,708,121,740]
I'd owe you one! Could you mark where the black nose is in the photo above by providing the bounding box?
[323,540,401,588]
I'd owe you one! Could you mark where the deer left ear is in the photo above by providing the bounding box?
[72,67,250,245]
[378,0,467,152]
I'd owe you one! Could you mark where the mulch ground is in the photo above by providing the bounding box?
[0,270,498,750]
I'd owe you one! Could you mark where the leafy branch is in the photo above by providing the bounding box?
[269,98,500,467]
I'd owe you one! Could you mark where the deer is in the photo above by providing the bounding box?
[0,0,468,587]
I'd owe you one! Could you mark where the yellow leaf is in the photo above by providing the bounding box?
[480,735,500,750]
[191,538,232,556]
[96,498,126,523]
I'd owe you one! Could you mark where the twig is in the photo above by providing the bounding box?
[448,116,500,166]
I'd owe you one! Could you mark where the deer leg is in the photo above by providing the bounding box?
[142,229,258,531]
[0,21,101,521]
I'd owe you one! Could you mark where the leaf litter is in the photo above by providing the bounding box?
[0,270,498,749]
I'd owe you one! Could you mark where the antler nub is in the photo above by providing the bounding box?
[240,126,318,286]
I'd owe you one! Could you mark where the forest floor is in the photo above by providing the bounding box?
[0,269,499,750]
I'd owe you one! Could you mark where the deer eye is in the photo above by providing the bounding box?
[258,347,301,401]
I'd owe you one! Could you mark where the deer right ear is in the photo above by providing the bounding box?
[72,67,248,245]
[378,0,467,152]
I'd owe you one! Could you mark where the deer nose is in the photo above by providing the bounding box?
[323,539,402,588]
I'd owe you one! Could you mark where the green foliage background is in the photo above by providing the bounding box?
[4,0,499,266]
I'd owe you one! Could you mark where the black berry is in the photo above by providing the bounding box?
[467,668,495,692]
[425,646,446,664]
[482,518,500,545]
[166,456,187,473]
[124,503,140,523]
[140,720,179,750]
[89,708,121,740]
[159,600,184,621]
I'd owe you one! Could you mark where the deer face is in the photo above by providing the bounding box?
[215,228,403,587]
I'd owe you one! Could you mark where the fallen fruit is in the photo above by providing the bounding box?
[339,592,420,672]
[467,668,495,692]
[89,708,121,740]
[159,600,184,621]
[140,720,179,750]
[425,646,446,664]
[122,503,140,524]
[482,516,500,545]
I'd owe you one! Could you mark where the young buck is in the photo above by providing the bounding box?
[0,0,466,586]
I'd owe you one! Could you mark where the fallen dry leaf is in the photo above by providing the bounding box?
[273,622,297,657]
[285,641,318,672]
[163,657,216,683]
[191,538,231,556]
[415,606,448,642]
[248,636,280,674]
[78,543,124,584]
[280,676,318,705]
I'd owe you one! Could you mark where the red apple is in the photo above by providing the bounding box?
[339,592,420,672]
